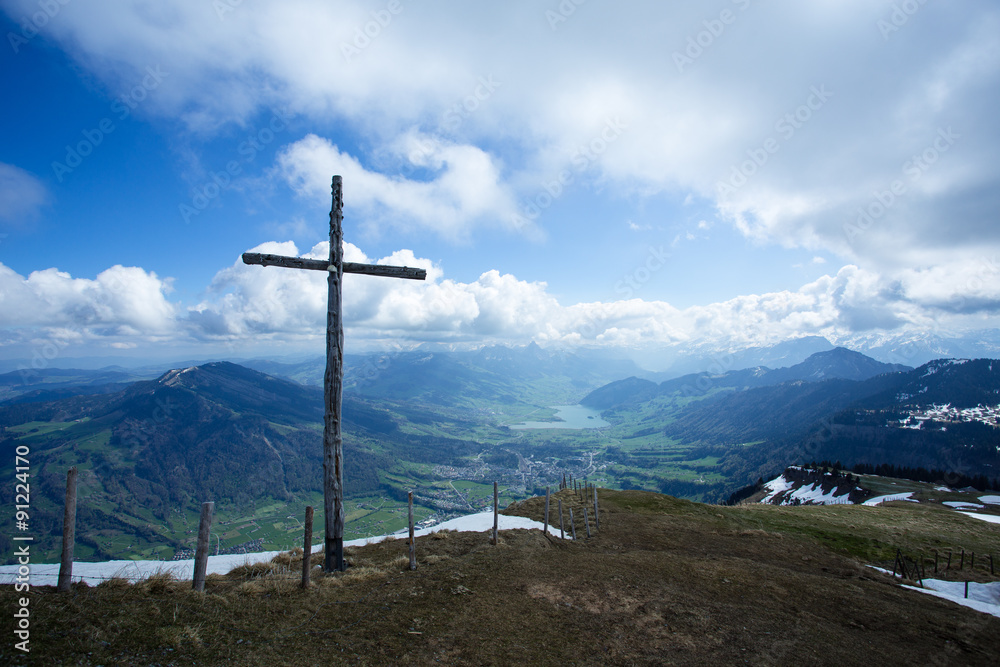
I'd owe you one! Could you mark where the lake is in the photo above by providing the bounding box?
[510,404,610,430]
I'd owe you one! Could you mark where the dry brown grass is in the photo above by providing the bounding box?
[3,489,999,666]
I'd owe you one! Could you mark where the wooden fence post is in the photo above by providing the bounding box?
[57,467,78,593]
[492,481,499,545]
[193,502,214,592]
[408,491,417,570]
[593,485,600,531]
[558,499,565,540]
[301,506,314,589]
[544,487,550,535]
[946,551,952,570]
[584,507,592,539]
[569,508,577,540]
[960,549,965,570]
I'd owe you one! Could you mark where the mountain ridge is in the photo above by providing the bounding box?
[581,347,911,410]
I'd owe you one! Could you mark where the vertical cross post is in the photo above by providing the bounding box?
[325,175,346,572]
[240,176,426,574]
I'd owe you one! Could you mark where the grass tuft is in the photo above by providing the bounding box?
[135,569,178,595]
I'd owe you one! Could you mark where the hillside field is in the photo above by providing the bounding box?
[3,488,999,666]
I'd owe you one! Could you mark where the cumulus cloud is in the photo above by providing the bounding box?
[2,242,998,359]
[0,262,177,343]
[10,0,998,272]
[4,1,1000,356]
[183,244,1000,353]
[275,133,522,239]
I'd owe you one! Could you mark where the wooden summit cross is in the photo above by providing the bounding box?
[242,175,426,572]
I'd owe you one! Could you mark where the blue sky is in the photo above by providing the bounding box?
[1,1,999,369]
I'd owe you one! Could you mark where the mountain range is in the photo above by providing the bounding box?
[581,350,1000,488]
[0,361,475,563]
[244,341,650,407]
[2,342,998,565]
[581,347,911,410]
[6,327,1000,380]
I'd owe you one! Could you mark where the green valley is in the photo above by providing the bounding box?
[2,345,999,565]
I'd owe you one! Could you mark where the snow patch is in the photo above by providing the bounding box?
[760,475,794,503]
[943,501,984,510]
[870,566,1000,619]
[862,492,915,506]
[902,581,1000,619]
[759,473,852,506]
[0,512,561,586]
[957,512,1000,525]
[979,495,1000,505]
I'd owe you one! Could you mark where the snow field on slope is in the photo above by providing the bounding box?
[0,512,561,586]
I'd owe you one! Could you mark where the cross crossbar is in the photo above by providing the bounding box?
[242,252,427,280]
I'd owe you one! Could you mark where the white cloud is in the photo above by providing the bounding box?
[2,244,998,359]
[183,245,1000,353]
[0,262,177,340]
[4,1,1000,357]
[12,0,998,272]
[0,163,47,224]
[275,133,522,239]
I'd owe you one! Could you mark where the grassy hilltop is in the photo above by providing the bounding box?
[3,488,999,666]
